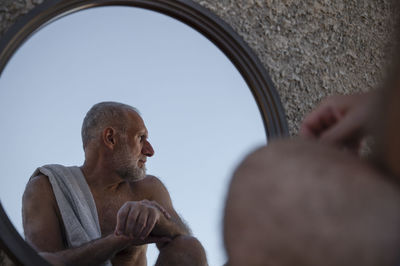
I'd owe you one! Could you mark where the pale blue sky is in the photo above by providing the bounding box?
[0,6,266,265]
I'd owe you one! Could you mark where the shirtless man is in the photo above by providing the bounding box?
[22,102,207,266]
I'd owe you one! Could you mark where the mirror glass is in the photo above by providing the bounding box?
[0,6,266,265]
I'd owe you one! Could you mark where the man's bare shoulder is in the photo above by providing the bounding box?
[23,174,56,203]
[143,174,164,186]
[130,175,165,189]
[23,174,59,223]
[130,175,171,203]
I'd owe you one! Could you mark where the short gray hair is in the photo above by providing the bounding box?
[81,101,139,148]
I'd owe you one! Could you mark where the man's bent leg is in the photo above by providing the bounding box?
[155,236,207,266]
[224,139,400,266]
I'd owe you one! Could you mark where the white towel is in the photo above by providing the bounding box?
[31,164,112,266]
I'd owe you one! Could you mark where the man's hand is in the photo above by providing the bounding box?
[115,200,172,245]
[300,92,374,152]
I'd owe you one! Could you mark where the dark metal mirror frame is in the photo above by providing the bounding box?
[0,0,289,265]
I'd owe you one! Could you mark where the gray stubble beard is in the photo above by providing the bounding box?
[114,143,147,181]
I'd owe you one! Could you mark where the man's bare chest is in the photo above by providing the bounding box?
[92,187,151,236]
[91,187,151,266]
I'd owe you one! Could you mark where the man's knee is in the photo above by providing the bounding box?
[157,236,207,266]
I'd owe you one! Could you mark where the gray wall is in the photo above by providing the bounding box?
[0,0,393,134]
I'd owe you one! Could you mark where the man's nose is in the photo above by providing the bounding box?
[142,140,154,157]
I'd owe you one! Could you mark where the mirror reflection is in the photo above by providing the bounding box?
[0,6,265,265]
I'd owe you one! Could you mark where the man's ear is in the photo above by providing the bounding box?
[103,127,116,149]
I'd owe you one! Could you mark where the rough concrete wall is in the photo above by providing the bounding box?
[0,0,43,37]
[196,0,393,134]
[0,0,393,135]
[0,249,15,266]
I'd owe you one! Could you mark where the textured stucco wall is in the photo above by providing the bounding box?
[0,0,393,134]
[0,249,14,266]
[196,0,393,134]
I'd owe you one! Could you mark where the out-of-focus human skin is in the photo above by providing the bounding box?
[374,77,400,178]
[22,105,207,266]
[299,74,400,179]
[224,139,400,266]
[299,91,377,153]
[224,69,400,266]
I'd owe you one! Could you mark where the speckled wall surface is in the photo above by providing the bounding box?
[0,0,393,135]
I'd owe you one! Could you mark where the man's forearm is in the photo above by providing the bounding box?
[152,214,191,239]
[40,234,129,266]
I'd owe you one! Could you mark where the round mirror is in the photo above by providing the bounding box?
[0,1,288,265]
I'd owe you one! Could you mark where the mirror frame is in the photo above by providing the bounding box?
[0,0,289,264]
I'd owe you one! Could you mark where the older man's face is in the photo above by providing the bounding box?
[113,110,154,181]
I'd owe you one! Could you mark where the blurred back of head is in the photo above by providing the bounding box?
[224,140,400,266]
[374,0,400,177]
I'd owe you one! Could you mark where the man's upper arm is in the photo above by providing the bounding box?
[146,176,190,233]
[146,176,180,217]
[22,174,66,252]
